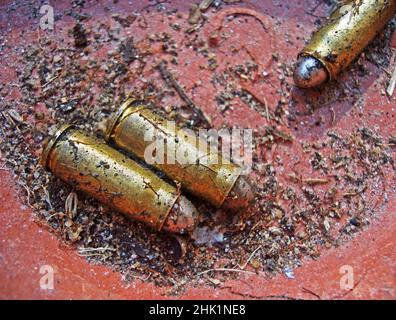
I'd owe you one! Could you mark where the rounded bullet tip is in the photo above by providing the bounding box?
[222,176,254,213]
[163,195,199,234]
[294,56,328,88]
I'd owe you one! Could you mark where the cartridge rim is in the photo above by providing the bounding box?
[40,124,75,170]
[105,97,137,143]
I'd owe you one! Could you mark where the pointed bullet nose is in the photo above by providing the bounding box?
[163,195,200,234]
[294,56,328,88]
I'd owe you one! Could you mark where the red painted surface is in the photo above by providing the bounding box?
[0,0,395,299]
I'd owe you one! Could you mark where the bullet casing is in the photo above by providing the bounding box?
[105,99,245,209]
[41,125,187,232]
[300,0,396,81]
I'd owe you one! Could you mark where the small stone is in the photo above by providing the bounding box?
[35,111,45,120]
[65,219,73,228]
[250,259,261,269]
[296,230,307,239]
[324,219,331,232]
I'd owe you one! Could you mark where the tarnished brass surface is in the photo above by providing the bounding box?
[300,0,396,80]
[41,125,181,231]
[106,98,243,208]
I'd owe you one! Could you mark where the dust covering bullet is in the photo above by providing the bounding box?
[41,125,199,234]
[294,0,396,88]
[105,98,254,212]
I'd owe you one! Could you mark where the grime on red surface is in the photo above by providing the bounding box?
[0,0,395,299]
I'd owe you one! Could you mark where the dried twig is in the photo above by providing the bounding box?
[302,178,330,185]
[386,64,396,97]
[78,246,116,252]
[46,212,62,221]
[238,245,262,269]
[18,181,32,208]
[264,97,270,122]
[43,186,53,210]
[77,246,116,257]
[157,60,211,127]
[288,173,330,186]
[42,74,60,88]
[131,273,152,281]
[196,268,256,277]
[343,183,367,197]
[65,192,78,219]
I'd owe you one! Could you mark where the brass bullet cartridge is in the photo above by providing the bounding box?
[294,0,396,88]
[41,125,199,234]
[105,99,254,212]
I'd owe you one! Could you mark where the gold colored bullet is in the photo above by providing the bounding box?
[105,98,253,212]
[294,0,396,88]
[41,125,199,234]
